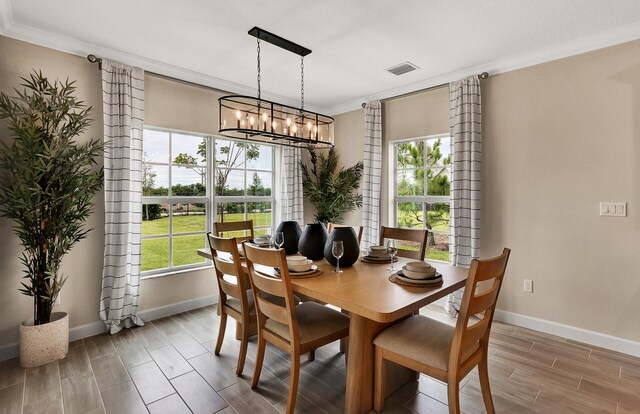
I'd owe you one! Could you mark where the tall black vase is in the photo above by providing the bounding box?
[275,221,302,255]
[324,227,360,267]
[298,223,327,260]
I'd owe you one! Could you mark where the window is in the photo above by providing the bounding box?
[141,128,276,274]
[142,129,210,274]
[393,134,451,261]
[214,139,274,239]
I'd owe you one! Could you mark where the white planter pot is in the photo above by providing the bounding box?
[20,311,69,368]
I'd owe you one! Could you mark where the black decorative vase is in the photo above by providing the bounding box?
[324,226,360,267]
[298,223,328,260]
[275,221,302,255]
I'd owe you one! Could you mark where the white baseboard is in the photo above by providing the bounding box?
[494,309,640,358]
[0,294,218,362]
[138,295,217,322]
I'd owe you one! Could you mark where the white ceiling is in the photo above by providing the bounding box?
[2,0,640,114]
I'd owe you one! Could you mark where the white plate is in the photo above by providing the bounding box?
[404,261,433,272]
[288,259,313,272]
[401,265,437,280]
[395,271,443,286]
[276,265,318,276]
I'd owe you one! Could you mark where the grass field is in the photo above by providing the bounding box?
[142,210,449,271]
[141,212,271,272]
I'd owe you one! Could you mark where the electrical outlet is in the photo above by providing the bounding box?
[600,202,627,217]
[524,279,533,293]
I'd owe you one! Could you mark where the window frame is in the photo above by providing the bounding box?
[141,127,212,277]
[212,138,276,237]
[391,133,452,262]
[141,127,277,277]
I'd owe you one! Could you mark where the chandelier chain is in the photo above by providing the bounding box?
[300,56,305,110]
[257,38,261,100]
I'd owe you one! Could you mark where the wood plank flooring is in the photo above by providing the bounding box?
[1,304,639,413]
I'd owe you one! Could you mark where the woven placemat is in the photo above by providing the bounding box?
[389,273,443,288]
[275,268,324,279]
[360,256,399,264]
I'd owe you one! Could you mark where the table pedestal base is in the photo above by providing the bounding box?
[345,314,415,414]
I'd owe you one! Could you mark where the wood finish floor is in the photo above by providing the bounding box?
[1,304,639,414]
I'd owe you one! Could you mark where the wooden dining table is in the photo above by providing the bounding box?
[196,247,468,414]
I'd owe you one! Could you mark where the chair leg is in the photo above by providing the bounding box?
[447,380,461,414]
[478,355,495,414]
[251,335,266,389]
[285,352,301,414]
[373,347,386,413]
[307,349,315,362]
[236,320,250,376]
[214,312,227,355]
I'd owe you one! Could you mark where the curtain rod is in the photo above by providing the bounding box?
[86,54,233,95]
[361,71,489,108]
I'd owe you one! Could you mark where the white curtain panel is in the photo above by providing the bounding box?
[100,59,145,334]
[449,76,482,266]
[361,100,383,249]
[280,146,304,225]
[445,76,482,316]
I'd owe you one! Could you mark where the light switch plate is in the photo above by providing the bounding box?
[600,202,626,217]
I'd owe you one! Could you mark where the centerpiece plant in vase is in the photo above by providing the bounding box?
[299,146,363,265]
[0,71,104,367]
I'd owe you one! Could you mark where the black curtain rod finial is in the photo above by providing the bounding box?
[87,54,102,70]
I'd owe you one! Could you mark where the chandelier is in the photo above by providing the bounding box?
[218,27,334,148]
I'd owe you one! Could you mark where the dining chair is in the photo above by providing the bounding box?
[243,243,350,414]
[213,219,254,242]
[327,222,364,243]
[378,226,428,260]
[207,233,255,376]
[372,248,511,414]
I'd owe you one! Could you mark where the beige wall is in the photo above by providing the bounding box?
[381,87,450,227]
[332,40,640,342]
[482,40,640,341]
[0,36,105,347]
[0,36,219,350]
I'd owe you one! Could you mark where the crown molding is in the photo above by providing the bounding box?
[1,20,329,113]
[2,7,640,117]
[327,20,640,115]
[0,0,12,35]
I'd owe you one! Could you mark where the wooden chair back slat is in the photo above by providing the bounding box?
[213,220,255,242]
[466,281,500,316]
[255,295,290,325]
[379,226,428,260]
[450,248,511,370]
[243,243,298,343]
[207,232,248,300]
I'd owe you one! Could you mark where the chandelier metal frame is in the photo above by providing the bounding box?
[218,27,334,148]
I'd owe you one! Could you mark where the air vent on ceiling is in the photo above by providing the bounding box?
[386,62,419,76]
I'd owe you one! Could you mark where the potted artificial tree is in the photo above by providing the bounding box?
[0,71,104,367]
[299,146,363,264]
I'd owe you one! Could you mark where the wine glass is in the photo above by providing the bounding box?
[386,239,398,271]
[332,241,344,273]
[274,232,284,249]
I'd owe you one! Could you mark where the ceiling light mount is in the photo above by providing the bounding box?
[219,27,333,148]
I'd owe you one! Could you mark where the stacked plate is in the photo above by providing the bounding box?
[286,256,313,273]
[394,261,443,286]
[360,246,398,263]
[274,256,319,277]
[252,235,272,247]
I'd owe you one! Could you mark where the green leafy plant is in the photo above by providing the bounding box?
[300,146,364,225]
[0,71,104,325]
